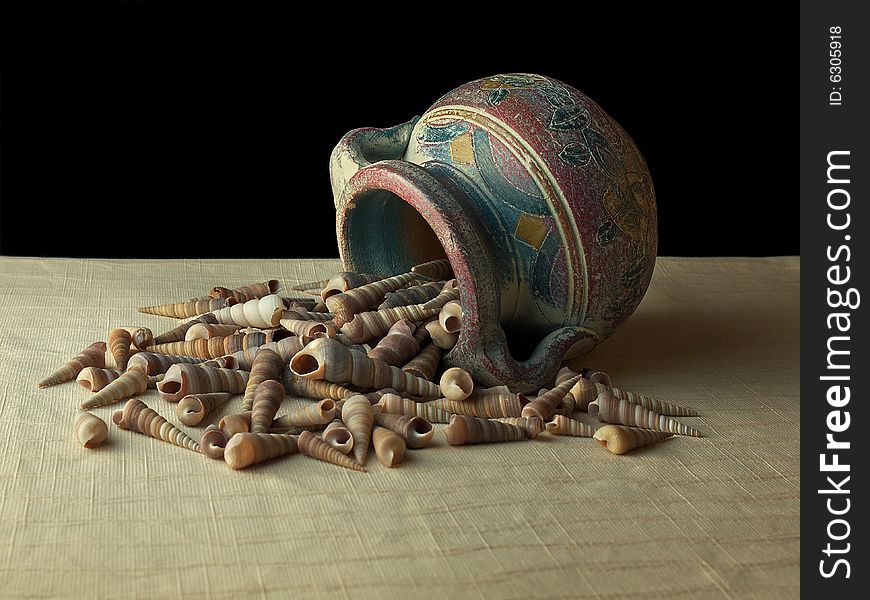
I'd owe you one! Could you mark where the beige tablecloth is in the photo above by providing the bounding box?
[0,257,799,599]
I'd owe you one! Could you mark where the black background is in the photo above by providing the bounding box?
[0,1,797,258]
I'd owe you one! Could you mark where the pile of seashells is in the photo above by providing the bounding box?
[44,259,701,471]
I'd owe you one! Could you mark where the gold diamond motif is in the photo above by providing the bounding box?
[514,213,548,250]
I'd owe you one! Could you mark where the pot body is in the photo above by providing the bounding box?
[331,74,657,392]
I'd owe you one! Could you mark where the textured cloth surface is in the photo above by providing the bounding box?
[0,256,799,599]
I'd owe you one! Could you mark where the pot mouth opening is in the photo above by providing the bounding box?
[344,189,449,277]
[344,186,543,363]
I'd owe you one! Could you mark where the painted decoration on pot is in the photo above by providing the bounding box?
[330,73,657,392]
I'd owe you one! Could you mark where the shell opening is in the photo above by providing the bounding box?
[160,381,182,395]
[413,419,433,435]
[290,353,319,377]
[271,329,293,342]
[443,315,461,334]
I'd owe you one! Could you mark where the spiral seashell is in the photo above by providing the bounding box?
[545,415,597,437]
[281,371,355,400]
[37,341,107,388]
[272,399,336,429]
[411,259,453,281]
[221,332,271,355]
[147,374,164,388]
[212,294,285,329]
[374,413,434,449]
[399,343,440,382]
[153,313,218,346]
[491,417,545,438]
[176,392,233,426]
[558,366,595,387]
[593,425,674,455]
[356,388,399,404]
[289,278,331,293]
[270,417,327,433]
[340,299,447,344]
[157,364,249,402]
[377,393,452,423]
[217,333,255,355]
[208,280,280,302]
[321,272,384,301]
[126,353,210,376]
[107,328,133,370]
[341,395,377,465]
[555,367,698,416]
[413,317,435,343]
[74,411,108,448]
[147,339,216,359]
[279,317,335,340]
[330,333,370,353]
[297,430,366,471]
[372,426,406,468]
[240,348,286,411]
[445,415,529,446]
[249,379,285,434]
[521,374,584,421]
[438,300,463,334]
[549,390,576,417]
[367,320,419,366]
[224,432,298,469]
[118,326,153,350]
[262,328,295,343]
[219,411,252,437]
[432,387,528,418]
[231,337,304,371]
[76,367,122,392]
[325,271,422,321]
[200,424,229,459]
[208,286,244,300]
[185,323,243,340]
[290,337,441,399]
[439,367,474,401]
[281,294,323,312]
[138,296,234,318]
[581,368,612,387]
[281,308,335,322]
[80,368,149,410]
[425,319,458,350]
[114,399,201,453]
[322,419,353,454]
[589,393,702,437]
[378,281,445,310]
[200,356,237,370]
[218,411,309,436]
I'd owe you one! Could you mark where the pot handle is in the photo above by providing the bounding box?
[329,116,420,209]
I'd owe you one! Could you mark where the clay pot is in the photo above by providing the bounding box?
[331,73,657,392]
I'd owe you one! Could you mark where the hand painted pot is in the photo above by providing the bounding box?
[330,73,657,393]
